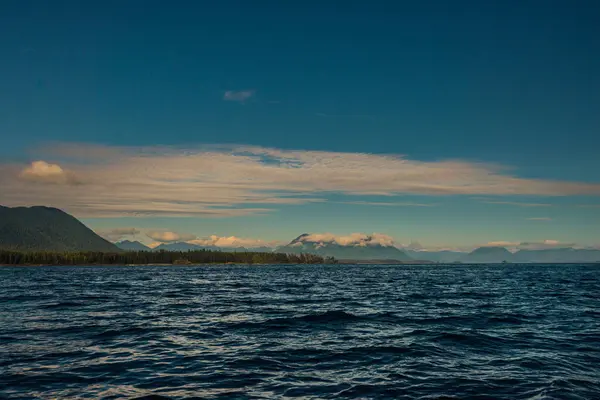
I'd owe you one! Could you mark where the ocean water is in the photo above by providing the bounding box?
[1,264,599,400]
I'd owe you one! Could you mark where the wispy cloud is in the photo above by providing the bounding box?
[484,241,521,248]
[483,239,575,250]
[1,143,600,218]
[223,90,254,102]
[97,227,140,241]
[337,201,438,207]
[526,217,552,221]
[478,200,552,207]
[518,240,575,250]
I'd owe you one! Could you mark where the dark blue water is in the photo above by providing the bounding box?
[1,264,599,399]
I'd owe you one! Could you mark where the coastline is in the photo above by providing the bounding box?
[0,262,256,267]
[0,262,332,267]
[2,262,598,267]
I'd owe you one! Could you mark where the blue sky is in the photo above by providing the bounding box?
[1,1,599,249]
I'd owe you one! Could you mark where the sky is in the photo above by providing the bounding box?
[1,0,599,250]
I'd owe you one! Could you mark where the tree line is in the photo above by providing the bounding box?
[0,249,336,265]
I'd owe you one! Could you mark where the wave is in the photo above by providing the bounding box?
[228,310,398,330]
[2,263,600,399]
[41,301,85,309]
[94,326,169,339]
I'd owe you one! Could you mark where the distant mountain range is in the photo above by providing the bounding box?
[410,247,600,263]
[461,246,515,263]
[0,206,119,252]
[275,236,600,263]
[2,205,599,263]
[152,242,211,252]
[275,233,414,262]
[114,240,276,253]
[405,250,464,263]
[115,240,151,251]
[470,247,600,263]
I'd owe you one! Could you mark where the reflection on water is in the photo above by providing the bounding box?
[1,264,599,399]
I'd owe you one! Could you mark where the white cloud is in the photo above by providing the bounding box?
[298,232,396,247]
[146,230,197,243]
[223,90,254,102]
[19,161,79,185]
[188,235,279,248]
[2,143,600,218]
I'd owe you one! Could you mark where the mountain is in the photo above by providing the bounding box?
[116,240,151,251]
[0,205,119,252]
[276,233,413,261]
[226,246,274,253]
[152,242,209,251]
[409,246,600,263]
[338,258,432,265]
[405,250,465,263]
[513,248,600,263]
[461,246,514,263]
[150,243,275,253]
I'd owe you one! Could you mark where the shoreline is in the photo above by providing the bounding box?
[1,262,599,267]
[0,262,270,267]
[0,262,339,267]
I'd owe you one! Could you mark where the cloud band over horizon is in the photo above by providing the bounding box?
[1,143,600,218]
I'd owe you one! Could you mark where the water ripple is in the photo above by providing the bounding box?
[1,264,599,399]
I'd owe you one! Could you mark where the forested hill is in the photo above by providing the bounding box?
[0,249,335,265]
[0,206,119,252]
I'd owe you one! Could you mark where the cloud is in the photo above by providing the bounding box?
[483,241,521,248]
[338,201,437,207]
[188,235,279,248]
[482,239,575,250]
[97,227,141,241]
[2,143,600,218]
[479,200,552,207]
[517,240,575,250]
[297,233,396,247]
[526,217,552,221]
[107,227,140,236]
[19,161,80,185]
[223,90,254,102]
[404,241,424,250]
[146,231,197,243]
[142,233,279,249]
